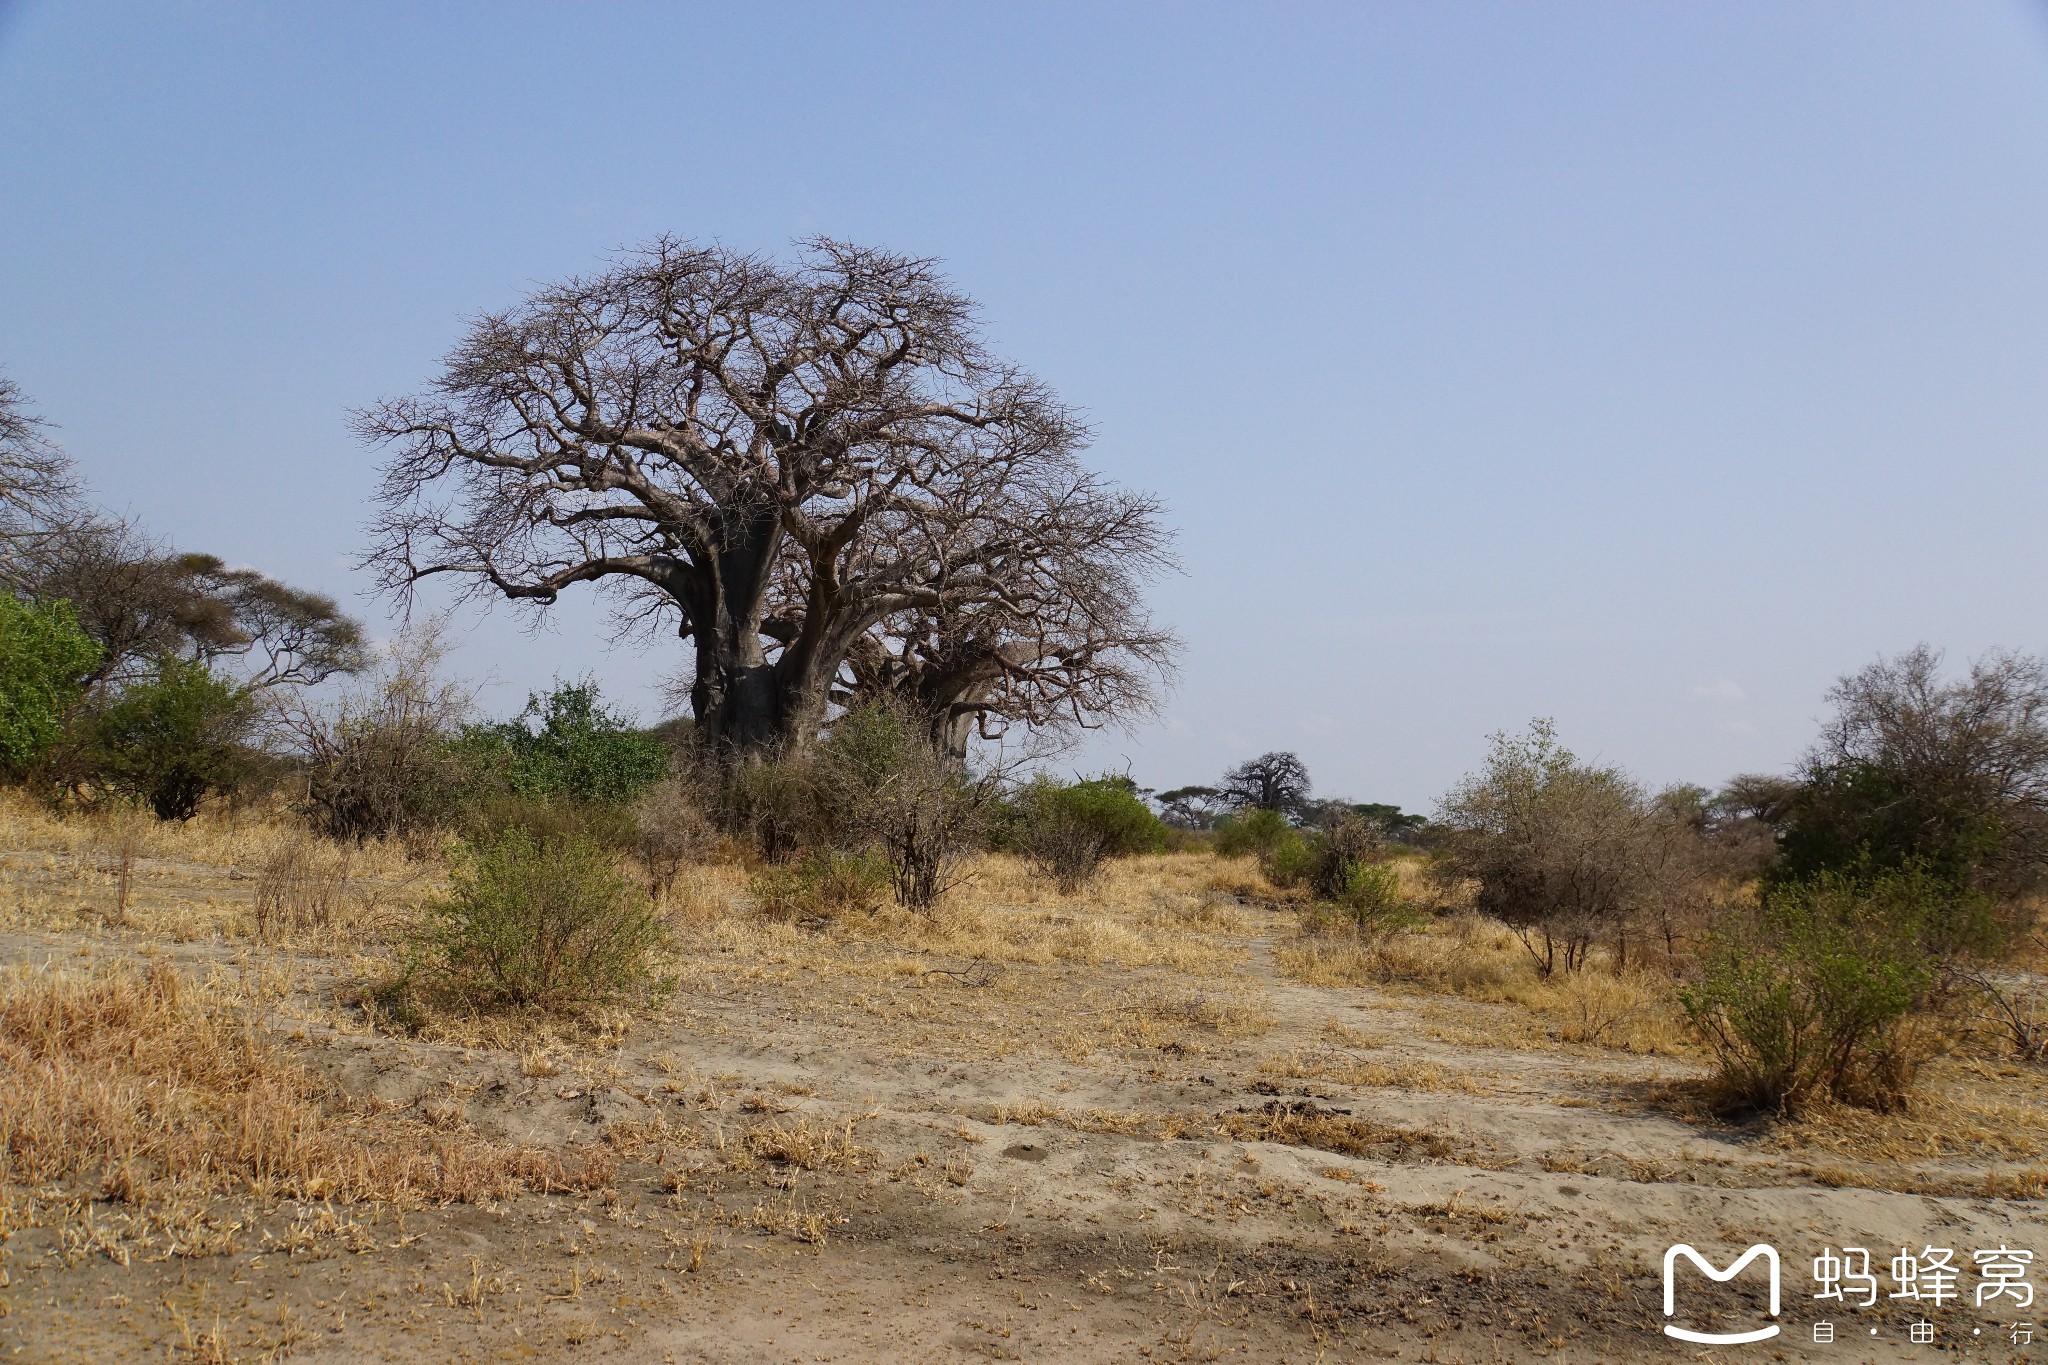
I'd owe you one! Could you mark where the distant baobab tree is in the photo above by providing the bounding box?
[358,237,1174,763]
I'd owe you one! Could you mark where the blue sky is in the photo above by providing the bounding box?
[4,2,2046,809]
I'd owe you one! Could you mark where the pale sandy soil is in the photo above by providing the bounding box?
[0,831,2042,1363]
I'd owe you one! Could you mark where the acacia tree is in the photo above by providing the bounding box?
[24,523,365,690]
[360,237,1172,762]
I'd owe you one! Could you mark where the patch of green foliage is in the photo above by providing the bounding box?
[90,657,254,820]
[1680,866,1987,1114]
[1011,773,1168,893]
[0,596,100,780]
[1771,763,2008,894]
[458,682,670,807]
[421,827,669,1012]
[1212,807,1294,860]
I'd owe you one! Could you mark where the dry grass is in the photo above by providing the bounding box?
[1276,912,1690,1054]
[771,853,1255,972]
[1762,1058,2048,1164]
[0,791,423,882]
[0,792,433,947]
[0,958,608,1250]
[741,1115,875,1172]
[1255,1047,1490,1094]
[1217,1100,1464,1163]
[1205,860,1302,906]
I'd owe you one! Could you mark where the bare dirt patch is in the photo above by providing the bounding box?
[1,819,2042,1360]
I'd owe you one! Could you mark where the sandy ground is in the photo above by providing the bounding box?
[0,839,2043,1363]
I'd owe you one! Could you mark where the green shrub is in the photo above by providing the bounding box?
[1213,807,1293,860]
[89,658,255,819]
[458,683,670,806]
[749,849,892,925]
[813,700,993,911]
[1679,868,1969,1114]
[1302,865,1425,939]
[1308,813,1385,901]
[1261,830,1316,888]
[1013,775,1168,893]
[0,595,99,781]
[423,828,668,1012]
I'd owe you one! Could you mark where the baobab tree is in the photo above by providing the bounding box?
[1219,751,1313,818]
[819,487,1177,758]
[839,598,1177,761]
[360,237,1174,761]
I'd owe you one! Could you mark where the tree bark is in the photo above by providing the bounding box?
[681,508,788,761]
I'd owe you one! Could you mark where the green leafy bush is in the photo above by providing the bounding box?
[0,595,99,781]
[1213,807,1294,860]
[1308,813,1385,901]
[1260,829,1316,888]
[459,683,670,806]
[1013,775,1168,893]
[423,828,668,1012]
[813,700,993,911]
[1767,647,2048,905]
[1679,868,1972,1114]
[749,849,892,925]
[1301,864,1425,940]
[89,658,254,819]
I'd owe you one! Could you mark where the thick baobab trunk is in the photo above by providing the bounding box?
[681,512,794,763]
[933,705,978,763]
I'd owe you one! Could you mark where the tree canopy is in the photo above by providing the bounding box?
[359,237,1174,762]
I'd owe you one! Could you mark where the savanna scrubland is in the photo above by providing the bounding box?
[1,243,2044,1362]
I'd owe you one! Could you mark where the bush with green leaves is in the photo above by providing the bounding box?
[1307,813,1385,900]
[1679,868,1980,1114]
[1212,807,1295,860]
[422,828,668,1012]
[749,849,893,925]
[459,683,670,807]
[1767,647,2048,905]
[812,699,994,911]
[89,658,255,819]
[1260,828,1317,888]
[1013,774,1168,893]
[0,595,99,781]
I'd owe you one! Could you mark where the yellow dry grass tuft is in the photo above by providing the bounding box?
[0,791,423,882]
[1276,911,1690,1054]
[1217,1100,1462,1162]
[1763,1059,2048,1164]
[741,1115,874,1172]
[1256,1048,1488,1093]
[0,958,607,1241]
